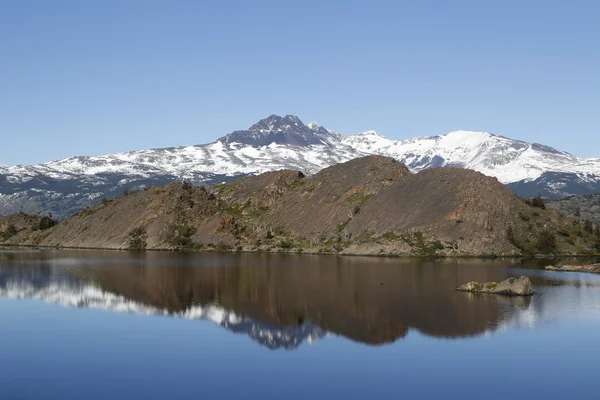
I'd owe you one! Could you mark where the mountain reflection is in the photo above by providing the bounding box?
[0,250,539,349]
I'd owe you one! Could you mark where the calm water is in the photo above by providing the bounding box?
[1,250,599,399]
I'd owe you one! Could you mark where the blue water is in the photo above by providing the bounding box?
[0,250,599,399]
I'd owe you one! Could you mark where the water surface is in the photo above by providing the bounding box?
[1,250,599,399]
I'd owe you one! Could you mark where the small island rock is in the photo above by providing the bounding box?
[456,276,534,296]
[545,264,600,274]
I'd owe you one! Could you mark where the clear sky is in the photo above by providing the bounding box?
[1,0,599,166]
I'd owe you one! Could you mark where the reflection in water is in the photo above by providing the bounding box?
[0,281,325,350]
[1,250,599,350]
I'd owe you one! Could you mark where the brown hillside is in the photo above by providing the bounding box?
[345,168,536,254]
[259,156,411,237]
[2,156,598,257]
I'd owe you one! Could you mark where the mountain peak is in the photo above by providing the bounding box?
[221,115,329,147]
[249,114,305,132]
[354,130,383,138]
[307,121,321,130]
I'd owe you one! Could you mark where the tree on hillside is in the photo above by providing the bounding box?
[536,230,557,254]
[531,195,546,209]
[7,223,17,236]
[128,226,147,251]
[38,216,57,230]
[584,219,594,234]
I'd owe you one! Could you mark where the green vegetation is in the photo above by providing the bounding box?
[214,241,233,251]
[38,216,57,230]
[380,230,445,256]
[557,229,570,237]
[508,224,564,255]
[506,226,521,250]
[0,223,18,240]
[346,191,373,206]
[181,180,193,191]
[78,206,99,218]
[525,195,546,209]
[278,238,294,249]
[548,194,600,227]
[536,230,557,254]
[128,226,147,251]
[168,224,198,251]
[584,219,594,234]
[7,224,17,236]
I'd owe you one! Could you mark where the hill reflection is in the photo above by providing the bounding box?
[0,250,537,349]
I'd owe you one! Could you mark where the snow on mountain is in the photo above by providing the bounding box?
[3,115,359,181]
[1,114,599,218]
[342,129,600,184]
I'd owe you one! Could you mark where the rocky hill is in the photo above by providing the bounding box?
[548,194,600,226]
[2,156,598,257]
[1,115,599,219]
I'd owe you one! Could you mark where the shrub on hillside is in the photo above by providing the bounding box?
[584,219,594,234]
[536,230,557,254]
[7,223,17,236]
[279,238,294,249]
[38,216,57,230]
[525,195,546,209]
[506,226,523,250]
[182,180,193,191]
[215,241,232,251]
[0,223,18,240]
[168,225,198,251]
[128,226,147,251]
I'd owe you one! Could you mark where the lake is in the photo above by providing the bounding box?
[1,250,599,399]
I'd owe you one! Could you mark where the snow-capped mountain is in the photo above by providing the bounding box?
[341,129,600,196]
[1,114,599,218]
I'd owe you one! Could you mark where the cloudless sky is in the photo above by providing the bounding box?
[1,0,599,165]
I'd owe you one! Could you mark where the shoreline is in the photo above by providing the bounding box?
[2,243,599,260]
[545,264,600,274]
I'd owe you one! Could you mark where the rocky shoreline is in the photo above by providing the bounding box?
[545,264,600,274]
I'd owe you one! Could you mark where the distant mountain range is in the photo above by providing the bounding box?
[1,114,599,218]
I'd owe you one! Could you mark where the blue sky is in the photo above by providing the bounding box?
[1,0,599,165]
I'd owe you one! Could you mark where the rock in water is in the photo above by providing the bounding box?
[456,276,534,296]
[493,277,534,296]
